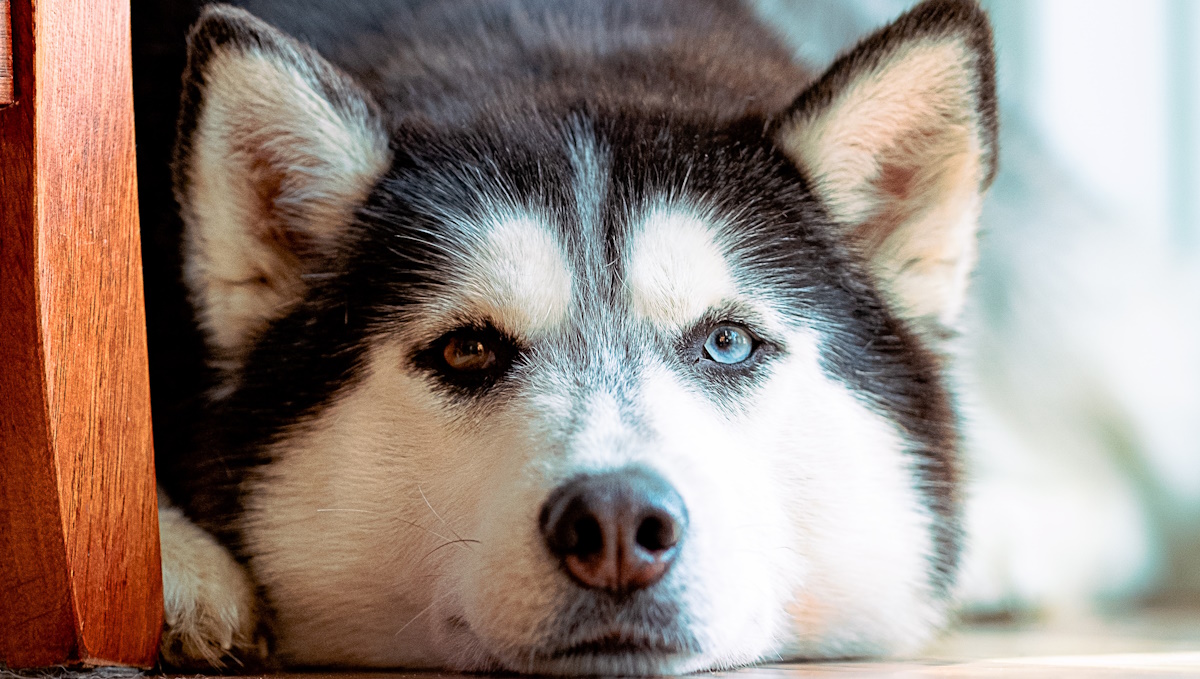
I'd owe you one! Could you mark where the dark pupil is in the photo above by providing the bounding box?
[715,330,735,350]
[446,337,495,370]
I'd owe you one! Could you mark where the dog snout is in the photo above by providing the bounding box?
[539,466,687,594]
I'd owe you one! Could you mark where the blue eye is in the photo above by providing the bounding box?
[703,325,754,364]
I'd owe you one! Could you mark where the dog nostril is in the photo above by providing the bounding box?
[573,514,603,556]
[635,513,677,553]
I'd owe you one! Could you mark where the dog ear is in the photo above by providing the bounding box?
[173,5,390,365]
[776,0,997,333]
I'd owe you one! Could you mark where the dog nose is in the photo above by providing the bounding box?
[539,467,687,594]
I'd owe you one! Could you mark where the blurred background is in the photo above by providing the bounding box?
[761,0,1200,615]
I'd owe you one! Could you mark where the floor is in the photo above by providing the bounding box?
[784,605,1200,677]
[5,607,1199,679]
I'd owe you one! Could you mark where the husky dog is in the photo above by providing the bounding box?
[156,0,997,672]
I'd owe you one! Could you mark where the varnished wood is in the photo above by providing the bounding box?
[0,0,11,104]
[0,0,161,669]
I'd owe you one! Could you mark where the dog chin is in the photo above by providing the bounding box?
[467,645,721,677]
[529,652,718,677]
[443,620,720,676]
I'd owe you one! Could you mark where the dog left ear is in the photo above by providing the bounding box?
[776,0,997,332]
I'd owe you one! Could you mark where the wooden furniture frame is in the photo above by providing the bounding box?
[0,0,161,669]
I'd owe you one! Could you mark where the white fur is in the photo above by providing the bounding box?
[636,336,942,662]
[424,212,574,339]
[158,491,261,667]
[625,206,738,329]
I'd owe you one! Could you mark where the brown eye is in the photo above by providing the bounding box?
[443,336,497,371]
[417,325,518,391]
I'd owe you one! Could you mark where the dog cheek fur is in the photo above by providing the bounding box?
[680,329,945,660]
[239,339,579,668]
[437,390,580,669]
[634,365,799,669]
[764,333,947,657]
[240,343,467,667]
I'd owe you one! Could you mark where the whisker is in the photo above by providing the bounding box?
[318,508,457,543]
[419,484,463,541]
[419,538,482,564]
[316,508,466,548]
[394,600,438,638]
[396,517,455,543]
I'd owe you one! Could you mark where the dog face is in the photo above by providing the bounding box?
[172,1,995,673]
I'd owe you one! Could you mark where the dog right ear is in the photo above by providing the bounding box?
[173,5,390,367]
[775,0,997,336]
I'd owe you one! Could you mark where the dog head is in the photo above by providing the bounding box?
[173,0,995,672]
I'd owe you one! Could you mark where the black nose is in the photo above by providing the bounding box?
[539,466,687,594]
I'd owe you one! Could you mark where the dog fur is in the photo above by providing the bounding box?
[155,0,997,671]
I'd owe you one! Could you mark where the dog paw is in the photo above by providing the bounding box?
[158,491,265,668]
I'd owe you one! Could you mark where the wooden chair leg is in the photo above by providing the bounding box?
[0,0,162,668]
[1,1,12,105]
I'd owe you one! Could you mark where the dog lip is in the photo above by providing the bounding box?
[548,633,684,659]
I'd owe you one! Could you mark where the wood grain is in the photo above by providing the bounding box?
[0,0,11,104]
[0,0,162,669]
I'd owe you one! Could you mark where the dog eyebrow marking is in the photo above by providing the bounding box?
[454,213,573,339]
[625,206,738,329]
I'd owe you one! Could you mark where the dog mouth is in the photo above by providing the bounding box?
[443,592,702,671]
[444,616,696,672]
[531,592,703,665]
[548,632,687,659]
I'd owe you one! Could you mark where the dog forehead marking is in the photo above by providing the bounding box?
[456,213,573,337]
[625,207,737,328]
